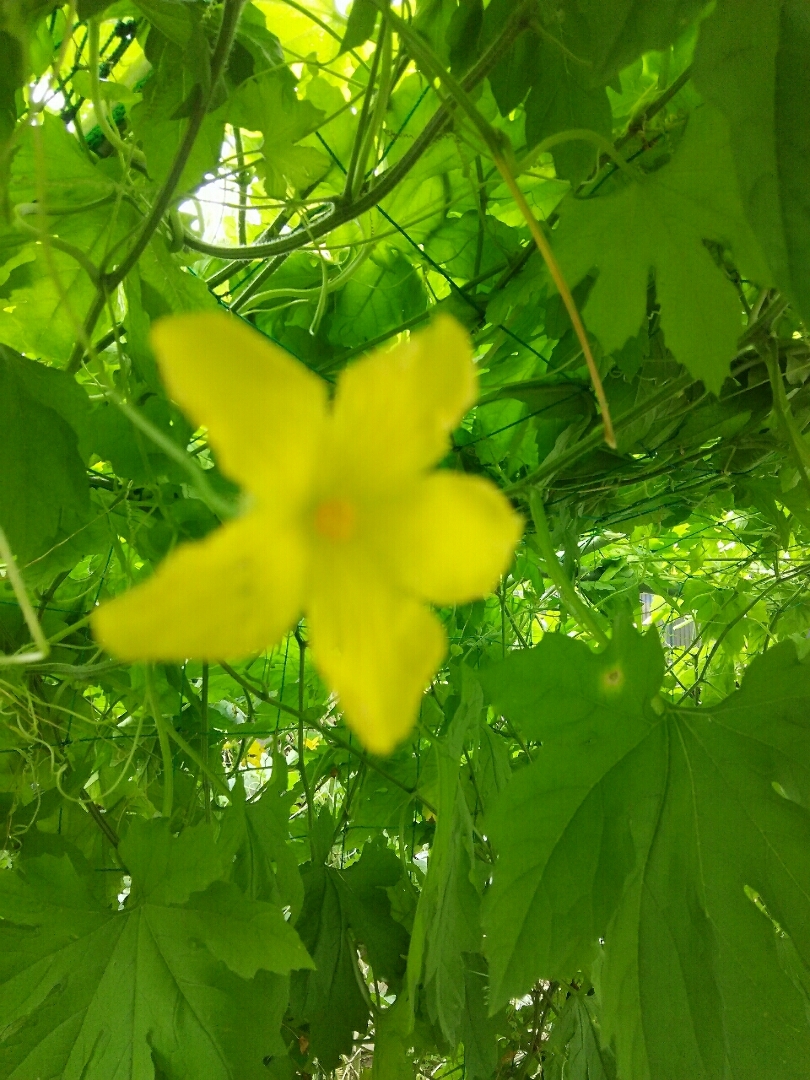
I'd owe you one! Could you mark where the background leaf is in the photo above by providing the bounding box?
[694,0,810,323]
[483,629,810,1080]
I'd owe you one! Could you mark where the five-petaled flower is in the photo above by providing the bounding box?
[93,313,522,754]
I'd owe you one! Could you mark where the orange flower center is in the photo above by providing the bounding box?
[313,497,356,542]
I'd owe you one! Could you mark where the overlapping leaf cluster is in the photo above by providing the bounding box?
[1,0,810,1077]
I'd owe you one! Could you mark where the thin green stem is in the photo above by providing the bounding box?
[352,14,393,198]
[146,664,174,819]
[509,373,694,493]
[342,18,385,202]
[181,0,530,263]
[87,18,146,167]
[233,126,248,246]
[201,661,211,820]
[161,720,233,802]
[217,661,438,814]
[296,633,315,856]
[309,250,330,335]
[765,344,810,503]
[530,492,609,646]
[67,0,247,370]
[106,390,236,519]
[616,65,693,148]
[493,155,617,447]
[81,791,123,850]
[0,525,50,665]
[379,0,617,447]
[528,128,642,182]
[14,203,100,283]
[242,243,373,312]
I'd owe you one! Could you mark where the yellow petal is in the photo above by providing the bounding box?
[306,562,446,756]
[246,740,265,767]
[93,513,304,661]
[150,312,327,504]
[375,472,523,605]
[325,315,476,494]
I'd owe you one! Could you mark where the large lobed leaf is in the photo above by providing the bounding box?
[0,818,311,1080]
[292,837,409,1071]
[0,344,90,566]
[550,107,771,393]
[694,0,810,325]
[485,0,706,180]
[481,623,810,1080]
[407,669,483,1044]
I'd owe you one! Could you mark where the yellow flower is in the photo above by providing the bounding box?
[93,313,522,754]
[245,740,265,768]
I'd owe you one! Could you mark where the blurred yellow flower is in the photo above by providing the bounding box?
[93,313,522,754]
[245,740,265,768]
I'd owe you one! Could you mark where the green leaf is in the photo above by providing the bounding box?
[134,0,200,46]
[407,668,482,1044]
[292,839,409,1070]
[337,839,410,989]
[231,3,286,82]
[341,0,378,53]
[130,32,223,196]
[0,240,94,364]
[0,820,310,1080]
[0,344,90,565]
[227,70,327,197]
[291,863,370,1070]
[8,112,115,207]
[183,880,313,978]
[424,209,519,281]
[233,771,305,919]
[486,13,539,116]
[486,0,703,117]
[329,246,427,348]
[0,31,24,217]
[524,44,612,185]
[0,4,63,212]
[87,393,194,487]
[446,0,483,75]
[372,994,414,1080]
[0,120,121,358]
[121,235,217,391]
[480,622,664,996]
[351,740,423,834]
[123,270,161,391]
[71,71,141,105]
[140,237,218,314]
[412,0,460,64]
[544,990,616,1080]
[563,0,706,85]
[77,0,113,18]
[693,0,810,324]
[121,815,241,904]
[551,107,771,392]
[7,342,94,459]
[482,628,810,1079]
[458,954,505,1080]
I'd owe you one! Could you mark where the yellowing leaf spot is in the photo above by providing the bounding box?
[601,665,624,694]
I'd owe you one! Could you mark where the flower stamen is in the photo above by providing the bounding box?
[313,498,356,542]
